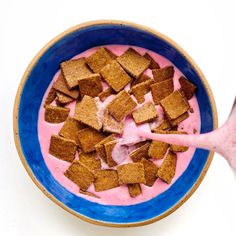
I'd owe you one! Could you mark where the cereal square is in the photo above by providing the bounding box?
[100,60,132,92]
[148,140,169,159]
[94,169,119,192]
[130,142,150,162]
[98,87,114,101]
[128,184,142,197]
[132,73,151,87]
[152,66,174,82]
[117,163,146,184]
[117,48,150,78]
[179,76,197,100]
[104,140,118,167]
[44,88,57,106]
[132,102,157,125]
[157,152,177,184]
[60,58,93,89]
[150,79,174,105]
[65,161,95,190]
[49,135,77,162]
[86,47,115,73]
[160,90,190,120]
[78,73,103,98]
[52,73,79,99]
[56,92,74,105]
[77,127,107,153]
[152,119,171,132]
[74,95,102,131]
[45,105,70,123]
[59,117,86,145]
[169,112,189,126]
[143,53,160,69]
[79,152,101,170]
[167,131,189,152]
[107,91,137,121]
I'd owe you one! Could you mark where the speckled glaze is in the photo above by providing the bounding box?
[13,20,218,227]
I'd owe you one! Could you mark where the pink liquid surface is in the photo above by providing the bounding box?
[37,45,201,205]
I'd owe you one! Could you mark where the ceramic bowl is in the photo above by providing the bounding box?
[13,20,217,227]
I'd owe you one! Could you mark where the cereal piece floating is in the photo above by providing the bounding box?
[78,73,103,98]
[49,135,77,162]
[56,92,74,105]
[152,119,171,132]
[131,79,153,104]
[103,108,124,134]
[74,95,102,131]
[104,140,118,167]
[169,112,189,127]
[151,79,174,105]
[148,140,169,159]
[117,48,150,78]
[98,87,114,102]
[79,152,101,171]
[132,73,151,87]
[44,88,57,106]
[157,152,177,184]
[132,102,157,125]
[107,91,137,122]
[60,58,93,89]
[160,90,190,120]
[44,105,70,123]
[94,169,119,192]
[140,158,158,187]
[59,117,86,146]
[143,53,160,69]
[152,66,174,82]
[179,76,197,100]
[128,184,142,197]
[65,161,95,190]
[77,127,107,153]
[52,73,79,99]
[95,134,115,163]
[130,142,150,162]
[117,163,146,184]
[86,47,116,73]
[79,190,100,198]
[100,60,132,92]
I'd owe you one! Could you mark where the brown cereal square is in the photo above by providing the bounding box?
[86,47,115,73]
[131,79,154,104]
[52,73,79,99]
[49,135,77,162]
[152,66,174,82]
[95,134,115,163]
[79,190,100,199]
[78,73,103,98]
[77,127,107,153]
[107,91,137,121]
[128,184,142,197]
[168,131,189,152]
[79,152,101,170]
[117,48,150,78]
[44,88,57,106]
[104,140,118,167]
[130,142,150,162]
[74,95,102,131]
[157,152,177,184]
[45,105,70,123]
[117,163,146,184]
[59,117,86,145]
[160,90,190,120]
[103,109,124,134]
[152,119,171,132]
[98,87,114,101]
[56,92,74,105]
[132,73,151,87]
[150,79,174,105]
[132,102,157,125]
[169,112,189,127]
[100,60,132,92]
[65,161,95,190]
[60,58,93,89]
[143,53,160,69]
[179,76,197,100]
[94,169,119,192]
[148,140,169,159]
[140,158,158,187]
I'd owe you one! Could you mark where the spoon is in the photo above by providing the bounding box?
[138,97,236,173]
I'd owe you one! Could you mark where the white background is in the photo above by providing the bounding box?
[1,0,236,235]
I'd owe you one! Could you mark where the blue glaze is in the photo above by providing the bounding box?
[18,23,214,225]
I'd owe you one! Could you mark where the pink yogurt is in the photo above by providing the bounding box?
[38,45,201,205]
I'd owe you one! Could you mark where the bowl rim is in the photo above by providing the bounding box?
[13,20,218,227]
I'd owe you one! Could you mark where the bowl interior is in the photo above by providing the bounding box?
[16,22,216,226]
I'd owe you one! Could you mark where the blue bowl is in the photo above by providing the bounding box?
[13,20,217,227]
